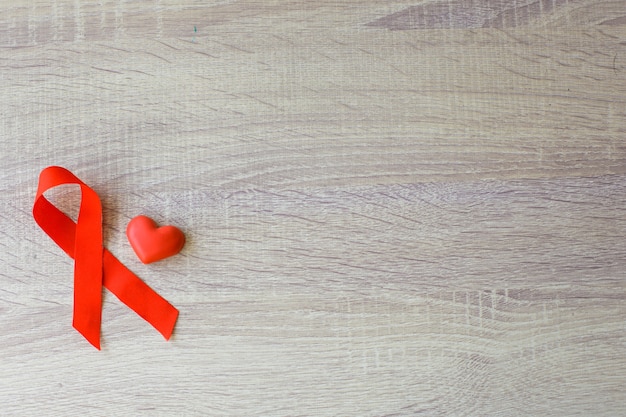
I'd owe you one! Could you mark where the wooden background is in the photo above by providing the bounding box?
[1,1,625,415]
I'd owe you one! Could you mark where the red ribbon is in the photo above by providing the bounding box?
[33,166,179,349]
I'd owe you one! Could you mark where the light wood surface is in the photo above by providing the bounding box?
[1,1,625,416]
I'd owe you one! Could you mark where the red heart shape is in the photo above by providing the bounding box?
[126,215,185,264]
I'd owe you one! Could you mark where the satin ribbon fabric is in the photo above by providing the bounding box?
[33,166,178,349]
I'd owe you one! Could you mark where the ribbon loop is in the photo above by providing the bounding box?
[33,166,178,349]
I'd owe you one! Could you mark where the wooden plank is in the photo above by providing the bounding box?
[1,1,625,415]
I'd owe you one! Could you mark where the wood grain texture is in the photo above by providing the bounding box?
[1,1,625,416]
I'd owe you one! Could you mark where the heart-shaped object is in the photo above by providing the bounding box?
[126,215,185,264]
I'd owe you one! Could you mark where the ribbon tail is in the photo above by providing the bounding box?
[103,250,179,340]
[72,315,102,350]
[73,181,104,349]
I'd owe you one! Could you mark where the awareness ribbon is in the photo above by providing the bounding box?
[33,166,179,349]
